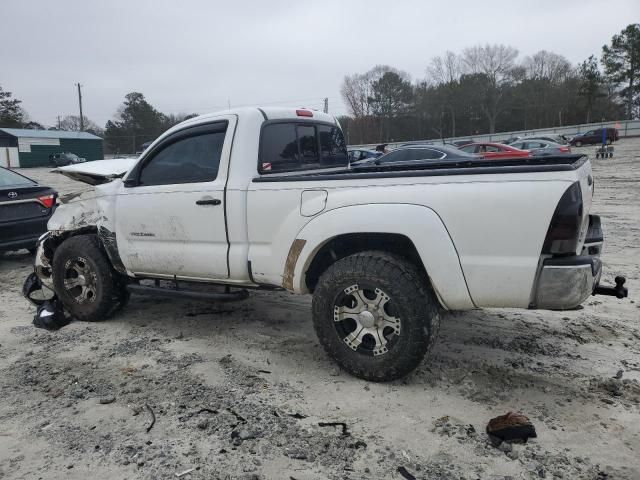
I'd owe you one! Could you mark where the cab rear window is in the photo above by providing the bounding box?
[259,122,348,174]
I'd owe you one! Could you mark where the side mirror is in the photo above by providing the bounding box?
[123,178,139,188]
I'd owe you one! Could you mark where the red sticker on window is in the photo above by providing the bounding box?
[262,162,272,171]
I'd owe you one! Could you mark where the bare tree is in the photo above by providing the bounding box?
[462,44,518,132]
[522,50,572,84]
[340,65,406,143]
[427,51,462,85]
[59,114,102,134]
[427,51,462,136]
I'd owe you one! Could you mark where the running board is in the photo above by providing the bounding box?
[126,283,249,302]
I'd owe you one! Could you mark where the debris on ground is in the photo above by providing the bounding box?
[318,421,349,436]
[145,404,156,433]
[397,465,417,479]
[175,468,195,478]
[32,299,71,331]
[486,412,537,446]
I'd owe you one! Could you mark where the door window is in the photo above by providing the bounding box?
[377,149,410,163]
[138,127,226,186]
[405,148,444,160]
[459,145,477,154]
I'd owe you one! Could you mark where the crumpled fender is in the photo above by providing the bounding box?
[47,189,101,232]
[48,179,121,233]
[37,180,128,279]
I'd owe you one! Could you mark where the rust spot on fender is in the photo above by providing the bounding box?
[283,239,306,291]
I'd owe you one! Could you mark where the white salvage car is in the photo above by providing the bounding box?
[25,107,627,381]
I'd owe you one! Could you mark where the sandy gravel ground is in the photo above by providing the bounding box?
[1,140,639,480]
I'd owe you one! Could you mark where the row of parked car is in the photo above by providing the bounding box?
[347,127,619,165]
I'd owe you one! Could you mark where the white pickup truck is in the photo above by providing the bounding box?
[26,107,627,381]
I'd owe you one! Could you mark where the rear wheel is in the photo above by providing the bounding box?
[52,235,127,321]
[312,251,440,382]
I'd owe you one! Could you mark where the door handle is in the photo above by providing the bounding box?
[196,198,221,206]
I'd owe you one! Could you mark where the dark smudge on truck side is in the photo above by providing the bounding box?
[98,226,127,275]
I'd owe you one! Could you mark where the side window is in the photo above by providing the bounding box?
[297,125,318,166]
[406,148,443,160]
[260,123,299,172]
[484,145,501,152]
[139,128,226,186]
[377,149,410,163]
[259,122,348,173]
[318,124,348,166]
[459,145,476,154]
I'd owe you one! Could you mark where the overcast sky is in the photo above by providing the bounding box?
[2,0,638,127]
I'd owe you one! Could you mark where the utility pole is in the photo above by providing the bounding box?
[323,97,328,114]
[75,83,84,131]
[227,99,231,110]
[57,116,61,130]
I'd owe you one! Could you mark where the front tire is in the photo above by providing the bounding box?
[575,141,582,147]
[52,235,125,321]
[312,251,440,382]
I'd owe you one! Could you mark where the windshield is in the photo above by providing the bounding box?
[0,168,36,187]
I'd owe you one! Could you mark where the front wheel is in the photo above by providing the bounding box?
[575,141,582,147]
[312,251,440,382]
[52,235,127,321]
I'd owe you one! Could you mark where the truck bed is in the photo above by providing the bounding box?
[253,154,588,182]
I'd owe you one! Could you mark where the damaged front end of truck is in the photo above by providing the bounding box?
[24,159,136,307]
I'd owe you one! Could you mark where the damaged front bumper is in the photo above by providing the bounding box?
[33,232,55,290]
[533,215,628,310]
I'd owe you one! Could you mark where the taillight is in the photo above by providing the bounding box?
[560,146,571,153]
[37,194,55,209]
[542,182,583,255]
[296,109,313,117]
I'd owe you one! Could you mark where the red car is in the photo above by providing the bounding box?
[459,142,531,159]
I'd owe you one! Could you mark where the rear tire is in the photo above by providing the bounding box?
[312,251,440,382]
[52,234,126,321]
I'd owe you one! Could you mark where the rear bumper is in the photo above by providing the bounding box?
[533,214,627,310]
[534,256,602,310]
[0,216,50,253]
[0,235,41,253]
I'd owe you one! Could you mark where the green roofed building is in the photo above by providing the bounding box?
[0,128,103,168]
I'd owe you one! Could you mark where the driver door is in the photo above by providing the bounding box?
[115,117,235,280]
